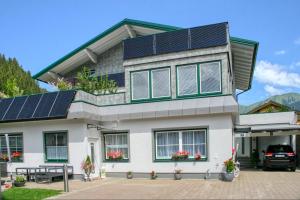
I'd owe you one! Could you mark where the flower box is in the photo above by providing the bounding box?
[171,151,189,161]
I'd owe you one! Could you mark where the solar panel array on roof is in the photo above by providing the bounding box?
[123,22,228,60]
[0,90,76,123]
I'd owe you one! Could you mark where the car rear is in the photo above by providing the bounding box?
[263,145,297,171]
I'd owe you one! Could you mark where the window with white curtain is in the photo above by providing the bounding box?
[44,132,68,162]
[155,129,207,160]
[177,65,198,96]
[131,71,149,100]
[104,133,129,159]
[151,68,171,98]
[200,62,221,93]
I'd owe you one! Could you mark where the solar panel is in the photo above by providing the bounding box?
[0,98,13,120]
[123,35,154,60]
[156,29,188,55]
[190,23,227,50]
[33,92,59,118]
[49,90,76,117]
[2,96,27,121]
[17,94,42,120]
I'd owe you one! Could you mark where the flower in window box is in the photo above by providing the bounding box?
[171,151,189,160]
[0,154,9,162]
[194,153,201,160]
[12,152,22,158]
[107,151,123,160]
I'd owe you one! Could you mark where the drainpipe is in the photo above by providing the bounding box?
[5,134,12,180]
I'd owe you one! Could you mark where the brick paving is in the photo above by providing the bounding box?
[32,170,300,199]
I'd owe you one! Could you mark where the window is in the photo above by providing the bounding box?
[151,68,171,98]
[0,134,23,162]
[131,71,149,100]
[131,67,171,101]
[155,129,207,160]
[44,132,68,162]
[200,62,221,93]
[177,65,198,96]
[104,133,129,160]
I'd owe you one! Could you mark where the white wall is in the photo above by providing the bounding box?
[101,114,233,173]
[0,119,89,175]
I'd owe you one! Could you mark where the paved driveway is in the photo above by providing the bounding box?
[47,170,300,199]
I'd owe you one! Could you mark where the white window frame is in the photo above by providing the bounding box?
[155,129,207,160]
[131,70,150,101]
[104,133,129,160]
[199,61,222,94]
[151,68,171,99]
[176,64,198,96]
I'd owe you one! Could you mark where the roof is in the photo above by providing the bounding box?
[0,90,76,123]
[123,22,228,60]
[33,18,181,82]
[247,100,291,114]
[230,37,259,91]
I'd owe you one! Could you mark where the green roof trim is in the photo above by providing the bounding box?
[32,18,181,79]
[230,36,259,90]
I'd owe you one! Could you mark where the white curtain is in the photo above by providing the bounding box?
[131,71,149,100]
[177,65,198,96]
[152,68,170,98]
[200,62,221,93]
[105,134,128,158]
[156,132,179,159]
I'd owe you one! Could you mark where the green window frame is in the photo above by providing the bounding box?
[130,67,171,102]
[44,131,68,163]
[176,61,222,98]
[0,133,23,163]
[103,132,129,162]
[154,129,207,162]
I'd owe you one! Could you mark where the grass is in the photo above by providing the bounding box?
[2,188,62,200]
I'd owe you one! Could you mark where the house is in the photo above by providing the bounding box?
[235,100,300,167]
[0,19,260,179]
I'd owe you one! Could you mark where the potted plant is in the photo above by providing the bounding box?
[107,151,123,161]
[150,171,157,180]
[195,153,201,160]
[174,169,182,180]
[223,158,235,182]
[14,175,26,187]
[81,156,94,181]
[126,171,133,179]
[171,151,189,161]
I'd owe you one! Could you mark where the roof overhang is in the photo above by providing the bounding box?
[230,37,259,91]
[33,19,180,82]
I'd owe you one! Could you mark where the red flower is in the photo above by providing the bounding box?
[195,153,201,160]
[12,152,21,158]
[107,151,123,160]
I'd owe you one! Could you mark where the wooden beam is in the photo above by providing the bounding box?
[84,48,97,63]
[124,24,136,38]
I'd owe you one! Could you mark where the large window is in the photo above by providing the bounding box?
[200,62,221,93]
[177,65,198,96]
[176,61,221,97]
[104,133,129,161]
[0,134,23,162]
[44,132,68,162]
[131,67,171,101]
[155,129,207,160]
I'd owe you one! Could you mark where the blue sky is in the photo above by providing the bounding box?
[1,0,300,105]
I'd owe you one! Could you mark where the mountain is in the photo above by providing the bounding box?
[0,54,46,97]
[239,93,300,114]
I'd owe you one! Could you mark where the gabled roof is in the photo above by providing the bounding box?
[33,19,180,82]
[247,100,291,114]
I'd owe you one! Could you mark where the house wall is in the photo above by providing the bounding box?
[124,46,232,103]
[101,114,233,177]
[0,119,92,177]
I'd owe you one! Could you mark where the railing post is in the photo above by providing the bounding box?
[63,164,69,192]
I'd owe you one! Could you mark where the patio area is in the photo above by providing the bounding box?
[21,170,300,199]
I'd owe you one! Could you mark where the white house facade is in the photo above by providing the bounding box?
[0,19,264,179]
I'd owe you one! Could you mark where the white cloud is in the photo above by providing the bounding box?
[264,85,285,96]
[254,60,300,88]
[274,50,286,55]
[295,38,300,45]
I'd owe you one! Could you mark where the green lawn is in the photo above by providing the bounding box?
[2,188,62,200]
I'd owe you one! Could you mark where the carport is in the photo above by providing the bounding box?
[235,112,300,167]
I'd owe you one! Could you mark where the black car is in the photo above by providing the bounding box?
[263,144,297,171]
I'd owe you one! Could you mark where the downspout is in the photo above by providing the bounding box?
[5,134,12,180]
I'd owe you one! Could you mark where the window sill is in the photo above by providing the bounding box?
[45,160,68,163]
[131,97,171,104]
[103,159,129,163]
[153,158,207,162]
